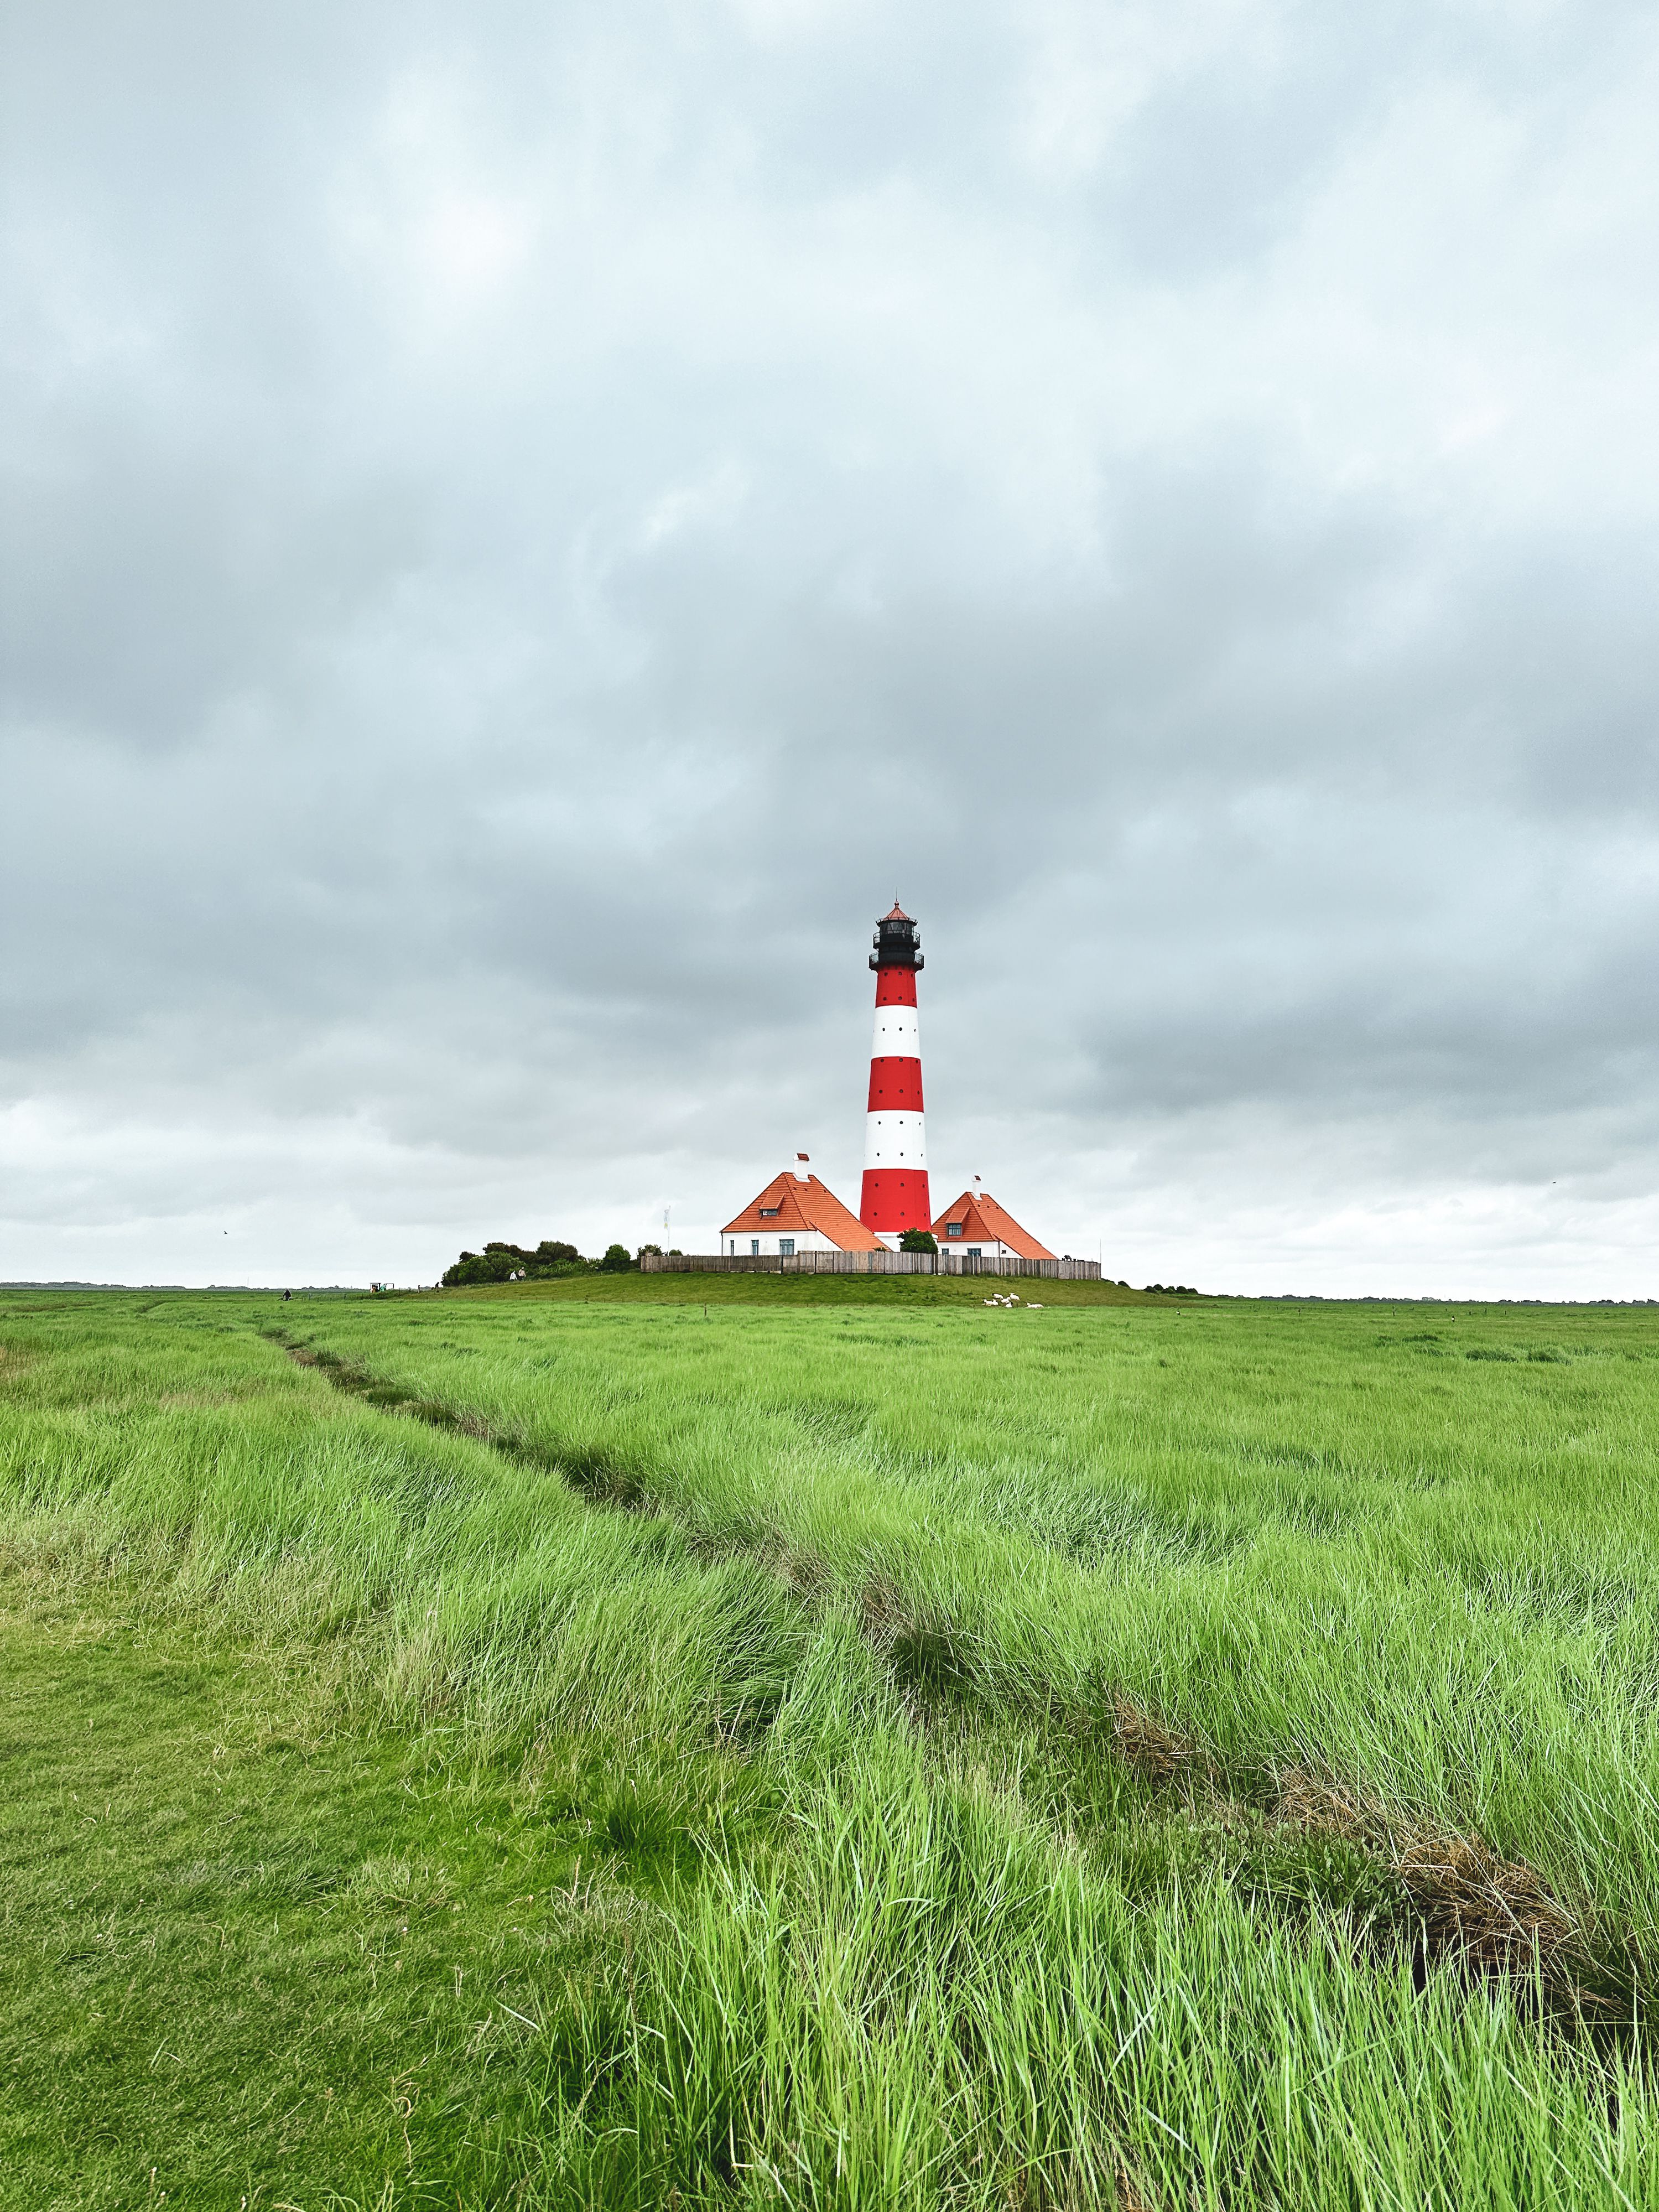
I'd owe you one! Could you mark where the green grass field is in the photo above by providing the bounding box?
[3,1280,1658,2208]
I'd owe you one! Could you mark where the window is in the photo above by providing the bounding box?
[966,1247,981,1258]
[779,1237,795,1256]
[946,1222,964,1237]
[751,1239,760,1255]
[759,1206,780,1217]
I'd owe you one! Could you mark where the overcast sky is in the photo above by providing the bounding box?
[5,0,1658,1295]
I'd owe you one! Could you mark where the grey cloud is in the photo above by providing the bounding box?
[4,0,1659,1291]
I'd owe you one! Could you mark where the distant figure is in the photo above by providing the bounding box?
[283,1289,292,1301]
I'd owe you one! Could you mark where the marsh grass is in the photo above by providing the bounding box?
[3,1285,1658,2205]
[552,1757,1657,2211]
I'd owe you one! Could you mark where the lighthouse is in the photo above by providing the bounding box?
[860,902,932,1244]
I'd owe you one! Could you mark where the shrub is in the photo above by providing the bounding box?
[440,1239,589,1288]
[899,1229,938,1254]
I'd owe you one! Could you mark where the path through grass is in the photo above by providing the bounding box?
[0,1577,754,2209]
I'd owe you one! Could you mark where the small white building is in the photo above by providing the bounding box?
[931,1188,1056,1263]
[719,1160,883,1258]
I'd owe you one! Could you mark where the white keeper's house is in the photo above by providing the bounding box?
[720,1157,883,1258]
[930,1187,1055,1262]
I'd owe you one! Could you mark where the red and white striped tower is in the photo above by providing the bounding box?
[860,902,931,1244]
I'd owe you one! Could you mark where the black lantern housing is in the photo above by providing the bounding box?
[870,909,923,972]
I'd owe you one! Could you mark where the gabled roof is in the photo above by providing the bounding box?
[721,1173,885,1251]
[930,1190,1055,1261]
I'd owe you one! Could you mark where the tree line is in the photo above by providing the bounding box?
[440,1239,648,1287]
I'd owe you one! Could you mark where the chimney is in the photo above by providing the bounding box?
[794,1152,811,1182]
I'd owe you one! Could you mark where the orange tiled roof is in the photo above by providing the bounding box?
[930,1190,1055,1261]
[721,1173,885,1251]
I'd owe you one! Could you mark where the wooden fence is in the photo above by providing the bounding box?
[640,1251,1102,1281]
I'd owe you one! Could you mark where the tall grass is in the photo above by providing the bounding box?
[557,1754,1657,2209]
[3,1287,1657,2206]
[300,1295,1659,1951]
[0,1300,816,1757]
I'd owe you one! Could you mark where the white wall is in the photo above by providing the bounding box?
[719,1228,842,1255]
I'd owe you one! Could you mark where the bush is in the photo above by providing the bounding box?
[440,1239,588,1288]
[899,1229,938,1254]
[599,1244,634,1273]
